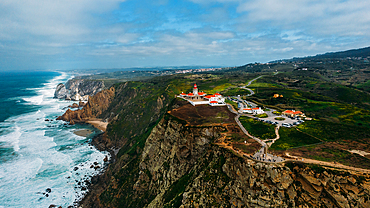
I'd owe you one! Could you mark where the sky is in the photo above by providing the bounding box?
[1,0,370,70]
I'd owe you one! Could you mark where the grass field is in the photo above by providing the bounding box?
[239,117,276,140]
[296,119,370,142]
[270,127,321,150]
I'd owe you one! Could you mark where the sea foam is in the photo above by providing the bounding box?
[0,72,109,207]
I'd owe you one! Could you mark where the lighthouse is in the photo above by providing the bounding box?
[193,83,198,95]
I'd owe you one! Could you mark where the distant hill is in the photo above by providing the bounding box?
[269,46,370,63]
[296,46,370,60]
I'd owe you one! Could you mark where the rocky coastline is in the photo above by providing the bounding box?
[54,84,117,207]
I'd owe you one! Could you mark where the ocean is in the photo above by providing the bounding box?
[0,71,109,207]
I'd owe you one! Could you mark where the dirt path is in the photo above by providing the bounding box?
[285,153,370,174]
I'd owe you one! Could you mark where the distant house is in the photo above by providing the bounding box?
[252,107,264,114]
[273,94,283,98]
[282,110,304,117]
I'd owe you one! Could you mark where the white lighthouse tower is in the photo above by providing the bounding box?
[193,83,198,95]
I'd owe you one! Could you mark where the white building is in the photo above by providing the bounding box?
[242,108,253,113]
[179,84,226,106]
[252,107,264,114]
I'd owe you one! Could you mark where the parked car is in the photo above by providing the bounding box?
[282,123,291,127]
[293,122,298,125]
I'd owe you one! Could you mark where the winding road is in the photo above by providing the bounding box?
[226,75,285,163]
[240,75,264,97]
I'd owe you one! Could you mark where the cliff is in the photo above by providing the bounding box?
[80,114,370,208]
[54,79,105,100]
[57,86,115,123]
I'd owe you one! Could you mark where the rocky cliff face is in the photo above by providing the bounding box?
[57,87,115,123]
[54,79,105,100]
[80,115,370,208]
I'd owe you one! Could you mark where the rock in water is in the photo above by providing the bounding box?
[68,103,79,108]
[54,83,69,99]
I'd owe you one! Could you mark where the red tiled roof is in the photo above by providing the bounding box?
[194,84,197,89]
[283,110,303,115]
[243,108,252,110]
[180,93,186,95]
[252,108,260,110]
[188,93,194,96]
[210,101,218,103]
[214,93,221,96]
[198,92,206,95]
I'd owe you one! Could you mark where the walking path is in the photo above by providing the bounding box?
[285,153,370,174]
[262,126,280,147]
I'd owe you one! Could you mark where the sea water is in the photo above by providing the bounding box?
[0,71,109,207]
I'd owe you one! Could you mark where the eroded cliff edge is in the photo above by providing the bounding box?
[80,113,370,208]
[56,77,370,208]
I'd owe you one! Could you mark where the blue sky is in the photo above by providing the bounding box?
[1,0,370,70]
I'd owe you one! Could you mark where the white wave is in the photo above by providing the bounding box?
[22,95,44,105]
[0,125,21,151]
[0,71,110,207]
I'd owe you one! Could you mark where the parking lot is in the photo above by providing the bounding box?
[253,114,305,127]
[229,97,305,128]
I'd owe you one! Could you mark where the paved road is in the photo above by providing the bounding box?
[225,75,286,163]
[240,75,263,97]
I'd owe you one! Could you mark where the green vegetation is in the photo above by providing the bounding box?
[163,171,194,207]
[254,113,268,118]
[273,111,281,115]
[223,88,252,96]
[296,120,370,142]
[239,117,276,139]
[274,117,285,121]
[270,127,321,150]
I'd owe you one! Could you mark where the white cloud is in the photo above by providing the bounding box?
[236,0,370,36]
[0,0,125,42]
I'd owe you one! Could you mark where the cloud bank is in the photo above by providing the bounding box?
[1,0,369,70]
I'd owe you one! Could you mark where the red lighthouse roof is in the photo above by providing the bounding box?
[194,84,197,89]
